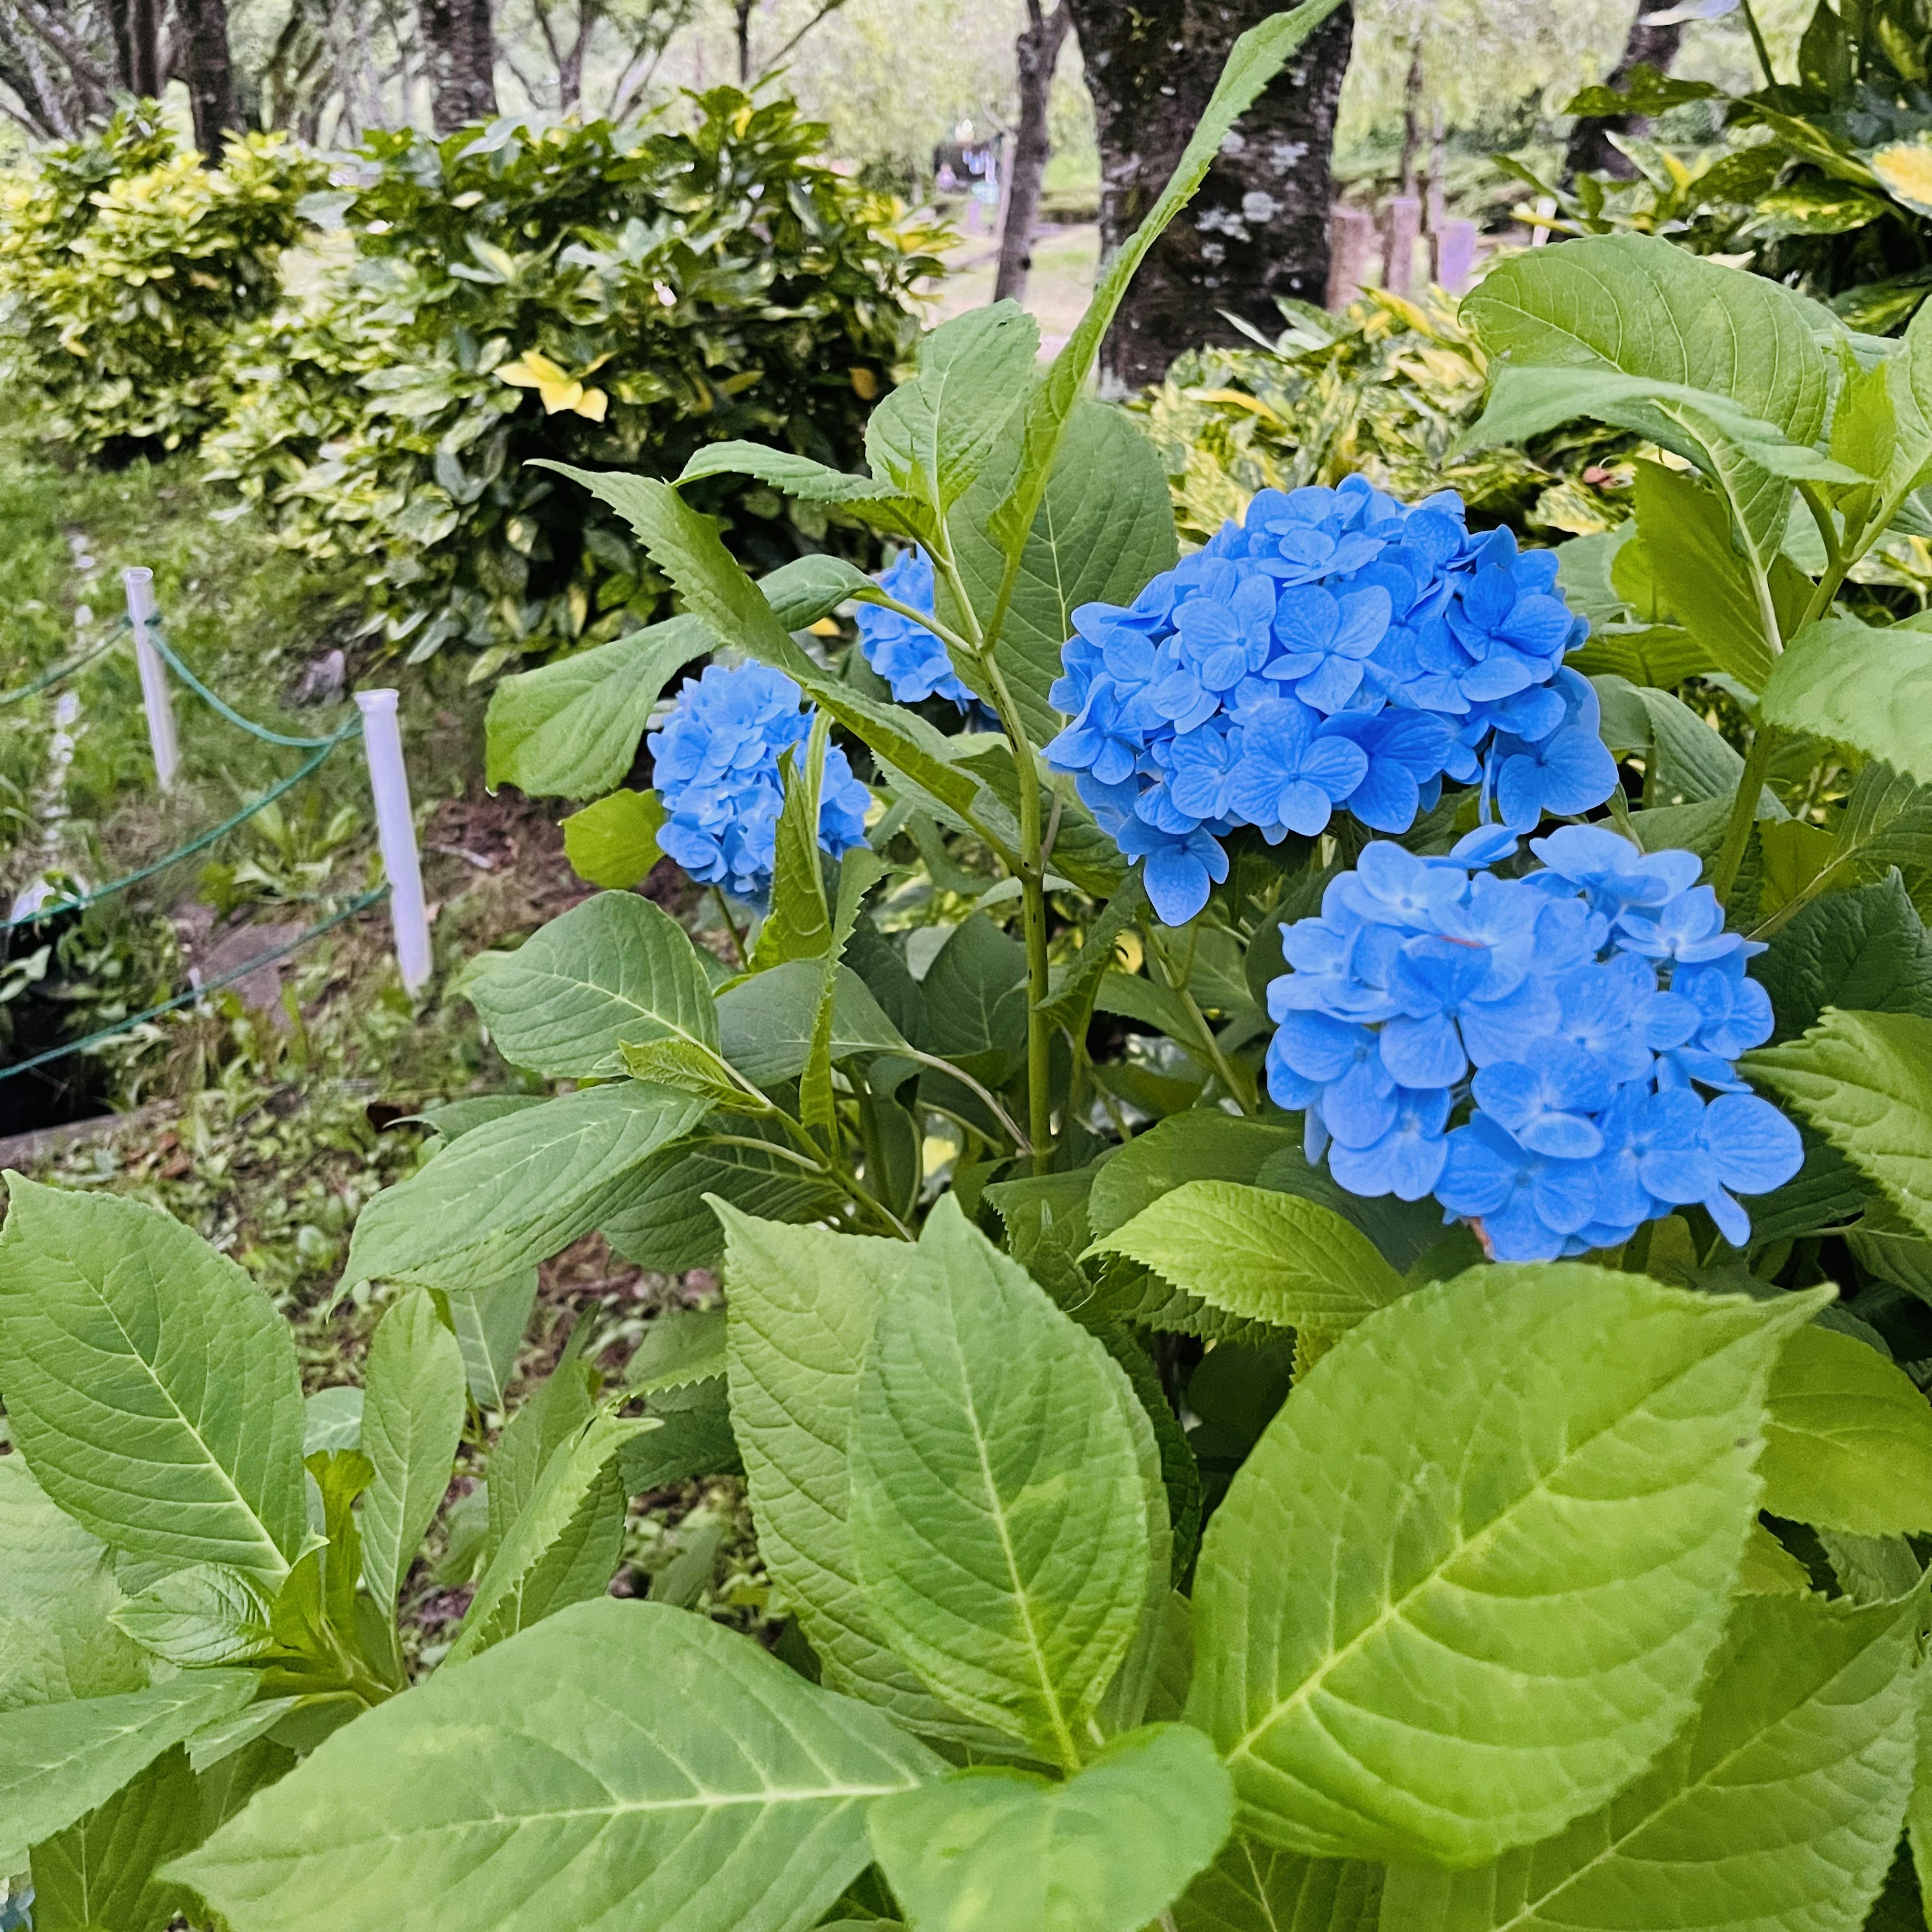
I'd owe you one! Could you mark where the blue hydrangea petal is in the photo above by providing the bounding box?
[1702,1092,1804,1195]
[1378,1011,1467,1088]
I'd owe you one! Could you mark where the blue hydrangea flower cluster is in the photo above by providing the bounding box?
[1264,826,1803,1262]
[854,547,976,707]
[1044,476,1620,925]
[650,662,871,902]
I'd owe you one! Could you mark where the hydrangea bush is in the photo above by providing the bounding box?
[7,26,1932,1932]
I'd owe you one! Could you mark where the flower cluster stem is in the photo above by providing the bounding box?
[1712,724,1776,908]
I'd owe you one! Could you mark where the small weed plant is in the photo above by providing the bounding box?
[8,4,1932,1928]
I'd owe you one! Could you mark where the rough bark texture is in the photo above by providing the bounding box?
[1065,0,1354,389]
[176,0,242,160]
[420,0,495,132]
[1564,7,1684,182]
[0,0,114,136]
[995,0,1071,305]
[106,0,162,94]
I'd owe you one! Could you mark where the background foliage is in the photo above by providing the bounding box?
[0,104,321,458]
[206,93,943,671]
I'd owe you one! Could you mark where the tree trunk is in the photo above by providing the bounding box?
[175,0,242,159]
[1564,5,1684,182]
[106,0,163,94]
[1396,36,1422,198]
[734,0,751,82]
[420,0,495,132]
[1064,0,1354,390]
[995,0,1071,305]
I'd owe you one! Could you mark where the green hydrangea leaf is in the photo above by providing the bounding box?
[1748,1009,1932,1239]
[168,1599,941,1932]
[867,1724,1234,1932]
[1382,1588,1920,1930]
[1761,1323,1932,1535]
[1188,1263,1830,1867]
[848,1198,1154,1765]
[466,891,718,1080]
[0,1176,306,1590]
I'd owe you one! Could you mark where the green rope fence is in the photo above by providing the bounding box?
[144,619,347,750]
[1,725,361,937]
[0,575,427,1086]
[0,886,390,1086]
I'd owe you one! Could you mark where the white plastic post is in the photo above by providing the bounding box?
[1325,206,1377,310]
[1383,195,1422,296]
[122,567,179,790]
[355,689,433,994]
[1434,219,1479,297]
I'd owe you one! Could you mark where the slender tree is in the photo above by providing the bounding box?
[0,0,113,135]
[995,0,1071,305]
[104,0,162,94]
[1564,2,1685,182]
[1064,0,1355,388]
[421,0,496,129]
[176,0,243,158]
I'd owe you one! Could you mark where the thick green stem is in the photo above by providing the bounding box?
[1737,0,1776,84]
[971,633,1055,1173]
[886,529,1053,1166]
[1712,725,1776,907]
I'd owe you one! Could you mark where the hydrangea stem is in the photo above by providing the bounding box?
[709,885,748,966]
[1712,723,1776,908]
[1146,924,1256,1112]
[979,656,1056,1173]
[923,534,1057,1172]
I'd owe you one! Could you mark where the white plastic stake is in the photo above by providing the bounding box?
[355,689,433,994]
[123,567,179,790]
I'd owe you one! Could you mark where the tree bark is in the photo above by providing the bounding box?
[995,0,1070,305]
[106,0,162,94]
[734,0,750,81]
[175,0,242,159]
[1396,37,1423,198]
[1064,0,1354,390]
[420,0,494,131]
[1564,5,1684,182]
